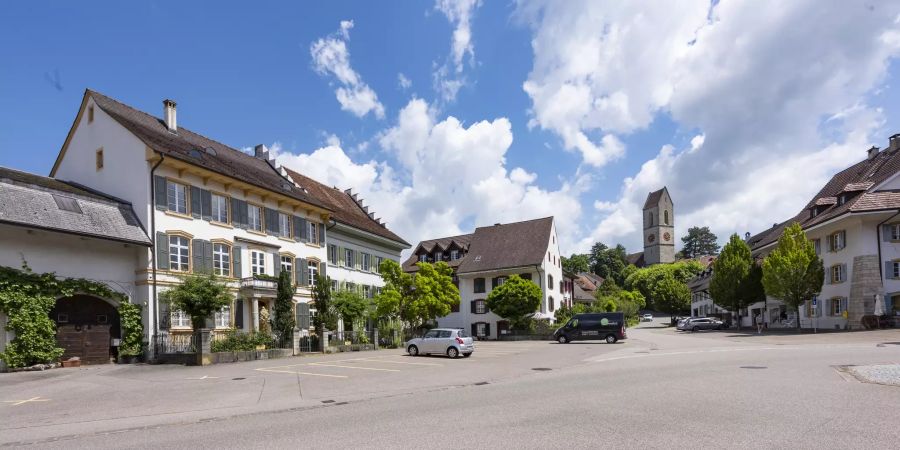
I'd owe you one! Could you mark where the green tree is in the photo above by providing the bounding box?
[271,270,295,337]
[311,274,336,331]
[485,275,542,330]
[762,222,824,329]
[597,278,621,296]
[332,289,369,329]
[160,272,233,330]
[589,242,629,284]
[709,234,766,328]
[375,260,459,332]
[681,226,721,259]
[562,254,590,274]
[624,260,702,311]
[651,275,692,315]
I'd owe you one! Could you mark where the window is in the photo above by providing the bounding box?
[309,222,319,244]
[434,251,443,261]
[549,296,555,312]
[648,213,653,226]
[169,235,189,272]
[891,224,900,241]
[344,249,354,268]
[363,285,371,298]
[830,298,845,316]
[476,322,486,337]
[813,239,821,255]
[474,300,486,314]
[548,252,551,262]
[450,250,459,260]
[248,205,262,232]
[211,194,228,223]
[474,278,485,293]
[95,148,104,171]
[215,305,231,328]
[251,251,266,275]
[171,309,190,328]
[330,279,338,292]
[495,276,508,288]
[374,256,383,274]
[829,230,846,251]
[361,253,370,272]
[664,210,669,225]
[831,265,845,283]
[166,181,188,214]
[213,243,231,277]
[278,213,291,238]
[419,254,427,262]
[309,263,318,287]
[892,261,900,279]
[281,256,293,282]
[328,244,338,264]
[88,105,94,123]
[548,274,554,290]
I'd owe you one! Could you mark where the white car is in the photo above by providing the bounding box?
[642,313,654,322]
[406,328,474,358]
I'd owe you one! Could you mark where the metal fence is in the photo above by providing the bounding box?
[329,330,376,347]
[153,332,198,354]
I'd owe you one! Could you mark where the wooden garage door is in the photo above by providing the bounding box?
[57,324,111,364]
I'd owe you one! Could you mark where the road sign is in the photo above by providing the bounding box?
[812,296,817,308]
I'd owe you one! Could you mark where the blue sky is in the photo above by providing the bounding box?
[2,1,899,256]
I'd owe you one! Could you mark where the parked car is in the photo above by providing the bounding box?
[642,313,654,322]
[406,328,474,358]
[677,317,724,332]
[554,313,627,344]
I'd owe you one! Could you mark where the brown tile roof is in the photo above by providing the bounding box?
[282,168,408,247]
[402,234,474,272]
[750,142,900,250]
[643,187,669,209]
[843,181,874,192]
[0,166,151,246]
[456,217,554,274]
[815,197,837,206]
[81,90,329,211]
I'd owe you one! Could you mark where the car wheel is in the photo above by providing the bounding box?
[557,335,569,344]
[692,326,699,332]
[605,335,617,344]
[447,347,459,358]
[407,345,419,356]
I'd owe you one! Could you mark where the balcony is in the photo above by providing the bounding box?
[240,276,277,298]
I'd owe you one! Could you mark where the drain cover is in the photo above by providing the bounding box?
[474,381,489,386]
[232,377,246,380]
[740,366,767,369]
[321,400,335,404]
[531,368,552,371]
[335,402,349,406]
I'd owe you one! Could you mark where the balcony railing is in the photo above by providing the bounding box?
[240,277,277,291]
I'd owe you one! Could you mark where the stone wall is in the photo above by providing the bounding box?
[849,254,882,329]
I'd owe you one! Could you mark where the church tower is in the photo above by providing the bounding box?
[642,187,675,265]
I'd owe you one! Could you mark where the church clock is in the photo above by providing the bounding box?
[663,232,671,242]
[647,234,655,243]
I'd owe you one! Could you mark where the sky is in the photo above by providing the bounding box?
[2,1,900,258]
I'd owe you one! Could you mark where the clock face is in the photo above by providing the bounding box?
[647,234,656,243]
[663,232,671,242]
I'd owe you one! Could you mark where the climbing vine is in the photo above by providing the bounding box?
[0,263,137,368]
[117,302,143,357]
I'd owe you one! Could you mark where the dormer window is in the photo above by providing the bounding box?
[838,194,846,206]
[450,250,459,260]
[419,254,427,262]
[434,251,443,261]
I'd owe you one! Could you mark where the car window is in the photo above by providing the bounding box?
[424,330,439,338]
[456,329,469,337]
[568,319,579,328]
[438,330,452,338]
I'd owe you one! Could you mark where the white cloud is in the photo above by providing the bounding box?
[397,72,412,90]
[433,0,483,102]
[311,21,386,119]
[522,1,900,251]
[276,98,587,255]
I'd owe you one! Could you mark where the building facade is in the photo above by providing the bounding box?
[748,135,900,329]
[50,90,332,352]
[403,217,563,339]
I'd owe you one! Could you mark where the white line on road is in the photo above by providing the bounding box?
[254,368,349,378]
[586,344,879,363]
[357,358,442,366]
[307,363,401,372]
[3,397,50,406]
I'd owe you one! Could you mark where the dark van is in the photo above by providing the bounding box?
[554,313,627,344]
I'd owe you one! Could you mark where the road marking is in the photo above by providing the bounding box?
[357,358,442,366]
[186,375,219,380]
[308,363,400,372]
[254,368,349,378]
[3,397,50,406]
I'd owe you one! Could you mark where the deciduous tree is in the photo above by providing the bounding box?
[589,242,629,284]
[562,254,590,274]
[375,260,459,331]
[762,222,824,329]
[160,272,233,330]
[485,275,542,330]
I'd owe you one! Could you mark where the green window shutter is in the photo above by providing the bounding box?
[190,186,202,219]
[886,262,895,279]
[338,247,345,266]
[470,300,476,313]
[204,241,213,273]
[319,261,327,279]
[158,294,170,330]
[265,208,278,235]
[200,189,212,221]
[295,302,310,330]
[841,298,848,314]
[233,246,242,278]
[299,218,309,242]
[273,252,281,277]
[840,231,847,249]
[485,323,491,338]
[192,239,204,273]
[231,198,244,228]
[156,232,169,270]
[154,176,168,211]
[293,216,303,241]
[234,299,244,329]
[298,258,309,286]
[318,223,325,245]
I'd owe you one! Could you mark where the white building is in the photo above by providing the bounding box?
[49,90,332,352]
[748,135,900,329]
[403,217,564,339]
[0,167,151,368]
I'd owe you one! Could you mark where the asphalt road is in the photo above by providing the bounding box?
[2,319,899,449]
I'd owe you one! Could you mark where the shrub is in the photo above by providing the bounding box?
[210,331,274,352]
[118,302,144,357]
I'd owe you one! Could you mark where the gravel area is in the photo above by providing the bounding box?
[850,364,900,386]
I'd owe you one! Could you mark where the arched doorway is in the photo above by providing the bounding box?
[50,295,120,364]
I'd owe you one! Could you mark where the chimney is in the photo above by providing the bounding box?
[868,146,880,160]
[744,232,750,241]
[163,99,177,132]
[253,144,269,159]
[890,134,900,153]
